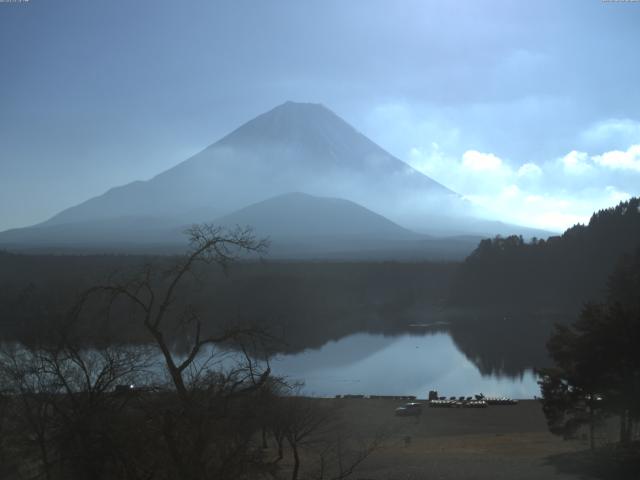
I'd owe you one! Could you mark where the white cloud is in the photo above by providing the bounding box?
[559,150,592,175]
[405,143,640,232]
[592,145,640,172]
[502,184,520,198]
[462,150,503,171]
[534,211,588,231]
[517,162,542,178]
[604,185,631,203]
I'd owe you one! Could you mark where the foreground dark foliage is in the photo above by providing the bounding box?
[538,249,640,449]
[547,442,640,480]
[0,225,379,479]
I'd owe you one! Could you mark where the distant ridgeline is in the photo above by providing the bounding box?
[449,197,640,311]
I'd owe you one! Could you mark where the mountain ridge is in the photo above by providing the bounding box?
[0,191,484,260]
[40,101,458,229]
[1,101,554,254]
[214,191,418,239]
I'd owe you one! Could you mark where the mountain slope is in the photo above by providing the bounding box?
[0,101,552,252]
[38,102,461,230]
[215,192,417,240]
[449,197,640,310]
[213,192,484,260]
[0,191,484,260]
[0,216,184,251]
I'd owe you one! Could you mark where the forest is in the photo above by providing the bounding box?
[0,248,456,352]
[449,198,640,311]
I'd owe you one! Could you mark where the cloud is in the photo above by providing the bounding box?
[604,185,632,203]
[592,145,640,172]
[559,150,593,175]
[517,162,542,178]
[462,150,504,171]
[579,119,640,152]
[405,142,640,232]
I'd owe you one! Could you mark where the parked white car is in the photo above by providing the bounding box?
[395,402,423,416]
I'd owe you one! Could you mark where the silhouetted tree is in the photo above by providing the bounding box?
[72,224,274,480]
[0,224,386,480]
[0,339,153,479]
[268,393,383,480]
[538,248,640,447]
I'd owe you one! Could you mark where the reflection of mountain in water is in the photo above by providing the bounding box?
[261,307,565,380]
[264,309,559,380]
[269,331,540,398]
[274,332,402,372]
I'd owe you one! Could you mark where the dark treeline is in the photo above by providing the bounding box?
[0,250,456,354]
[0,248,557,378]
[443,198,640,377]
[449,197,640,311]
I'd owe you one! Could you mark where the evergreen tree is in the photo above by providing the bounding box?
[538,248,640,446]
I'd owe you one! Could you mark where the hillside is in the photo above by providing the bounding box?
[449,197,640,310]
[36,101,459,230]
[216,192,416,239]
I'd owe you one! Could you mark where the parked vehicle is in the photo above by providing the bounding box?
[395,402,423,416]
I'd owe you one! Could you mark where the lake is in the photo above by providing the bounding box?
[2,330,540,400]
[268,331,540,399]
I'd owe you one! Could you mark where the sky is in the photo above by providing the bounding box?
[1,0,640,232]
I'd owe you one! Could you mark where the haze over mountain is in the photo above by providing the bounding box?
[0,101,550,255]
[212,192,481,259]
[216,192,416,240]
[41,101,461,227]
[0,191,483,260]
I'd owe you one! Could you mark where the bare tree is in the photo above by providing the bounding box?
[70,224,274,480]
[0,373,13,478]
[0,338,154,480]
[285,397,333,480]
[311,427,384,480]
[268,393,384,480]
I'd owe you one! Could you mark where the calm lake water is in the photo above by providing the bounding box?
[268,332,540,399]
[4,331,539,399]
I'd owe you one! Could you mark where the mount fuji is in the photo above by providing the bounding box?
[0,101,549,257]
